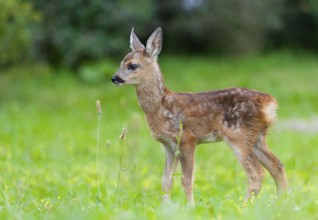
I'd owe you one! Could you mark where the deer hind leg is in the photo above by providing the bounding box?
[253,132,288,196]
[162,144,179,204]
[225,137,265,202]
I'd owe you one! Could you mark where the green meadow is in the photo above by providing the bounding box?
[1,52,318,219]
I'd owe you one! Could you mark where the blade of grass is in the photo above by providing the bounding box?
[115,128,127,206]
[96,100,102,200]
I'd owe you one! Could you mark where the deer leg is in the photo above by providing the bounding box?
[254,132,288,196]
[179,140,196,205]
[162,144,179,204]
[242,153,265,202]
[225,138,265,202]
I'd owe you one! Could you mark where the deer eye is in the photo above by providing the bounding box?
[127,63,139,71]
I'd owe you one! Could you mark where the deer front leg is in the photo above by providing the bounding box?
[179,140,196,205]
[162,145,179,204]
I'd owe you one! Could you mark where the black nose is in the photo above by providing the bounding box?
[111,76,124,84]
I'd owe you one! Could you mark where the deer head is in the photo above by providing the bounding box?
[111,27,163,86]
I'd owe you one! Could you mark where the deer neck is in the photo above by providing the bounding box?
[135,65,166,115]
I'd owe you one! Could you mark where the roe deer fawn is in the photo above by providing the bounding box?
[111,27,288,205]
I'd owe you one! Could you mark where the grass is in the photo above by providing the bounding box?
[0,51,318,219]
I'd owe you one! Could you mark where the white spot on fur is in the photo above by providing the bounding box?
[236,122,240,128]
[234,111,240,117]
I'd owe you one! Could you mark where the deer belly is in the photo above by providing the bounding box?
[197,130,222,144]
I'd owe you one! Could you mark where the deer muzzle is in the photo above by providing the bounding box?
[111,75,125,85]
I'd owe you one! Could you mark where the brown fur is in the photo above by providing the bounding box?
[111,28,288,205]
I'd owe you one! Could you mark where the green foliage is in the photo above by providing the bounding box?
[2,0,318,69]
[31,0,156,68]
[273,0,318,50]
[162,0,284,55]
[1,53,318,219]
[0,0,40,67]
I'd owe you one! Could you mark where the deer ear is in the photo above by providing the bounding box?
[146,27,163,57]
[130,28,145,51]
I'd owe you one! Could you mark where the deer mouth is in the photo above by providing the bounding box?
[111,76,125,85]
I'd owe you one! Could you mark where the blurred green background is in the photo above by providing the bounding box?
[1,0,318,219]
[1,0,318,68]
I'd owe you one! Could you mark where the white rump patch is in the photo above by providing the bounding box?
[263,101,277,124]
